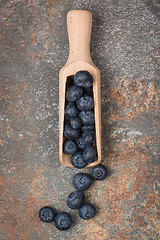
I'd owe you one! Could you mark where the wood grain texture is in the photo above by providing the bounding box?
[59,10,101,167]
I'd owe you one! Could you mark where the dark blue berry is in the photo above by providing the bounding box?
[64,124,81,140]
[67,190,85,209]
[63,140,78,155]
[79,111,95,125]
[54,212,72,231]
[77,132,95,150]
[76,95,94,111]
[81,125,95,133]
[79,203,96,220]
[74,71,93,88]
[83,146,97,163]
[66,85,83,102]
[73,173,93,191]
[39,206,56,222]
[70,117,82,129]
[71,151,88,169]
[92,164,108,180]
[65,102,79,119]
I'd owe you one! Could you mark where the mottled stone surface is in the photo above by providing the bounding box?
[0,0,160,239]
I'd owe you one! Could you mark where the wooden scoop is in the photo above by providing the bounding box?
[59,10,101,167]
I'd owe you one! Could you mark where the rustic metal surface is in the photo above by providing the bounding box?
[0,0,160,239]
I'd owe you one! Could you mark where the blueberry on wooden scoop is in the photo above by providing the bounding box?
[79,111,95,125]
[77,132,95,150]
[83,146,97,163]
[74,71,93,88]
[65,102,79,119]
[76,95,94,111]
[64,124,81,140]
[63,140,78,155]
[66,85,83,102]
[71,151,88,169]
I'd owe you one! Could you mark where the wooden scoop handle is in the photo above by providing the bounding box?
[67,10,92,63]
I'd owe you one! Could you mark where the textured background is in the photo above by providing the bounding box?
[0,0,160,239]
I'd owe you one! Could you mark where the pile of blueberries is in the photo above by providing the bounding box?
[39,71,108,231]
[64,70,98,168]
[39,165,108,231]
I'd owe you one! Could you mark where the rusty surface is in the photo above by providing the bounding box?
[0,0,160,239]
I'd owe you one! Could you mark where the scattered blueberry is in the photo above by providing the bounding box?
[76,95,94,111]
[74,71,93,88]
[70,117,82,129]
[73,173,93,191]
[63,140,78,155]
[39,206,56,222]
[71,151,88,169]
[92,164,108,181]
[83,146,97,163]
[81,125,95,133]
[65,102,79,119]
[79,203,96,220]
[79,111,95,125]
[67,190,85,209]
[77,132,95,150]
[64,124,81,140]
[54,212,72,231]
[66,85,83,102]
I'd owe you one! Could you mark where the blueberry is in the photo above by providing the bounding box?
[79,203,96,220]
[73,173,93,191]
[64,124,81,140]
[70,117,82,129]
[54,212,72,231]
[81,125,95,133]
[63,140,78,155]
[83,146,97,163]
[71,151,88,169]
[65,102,79,119]
[76,95,94,111]
[79,111,95,125]
[39,206,56,222]
[83,86,93,95]
[92,164,108,180]
[67,190,85,209]
[66,85,83,102]
[77,132,95,150]
[74,71,93,88]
